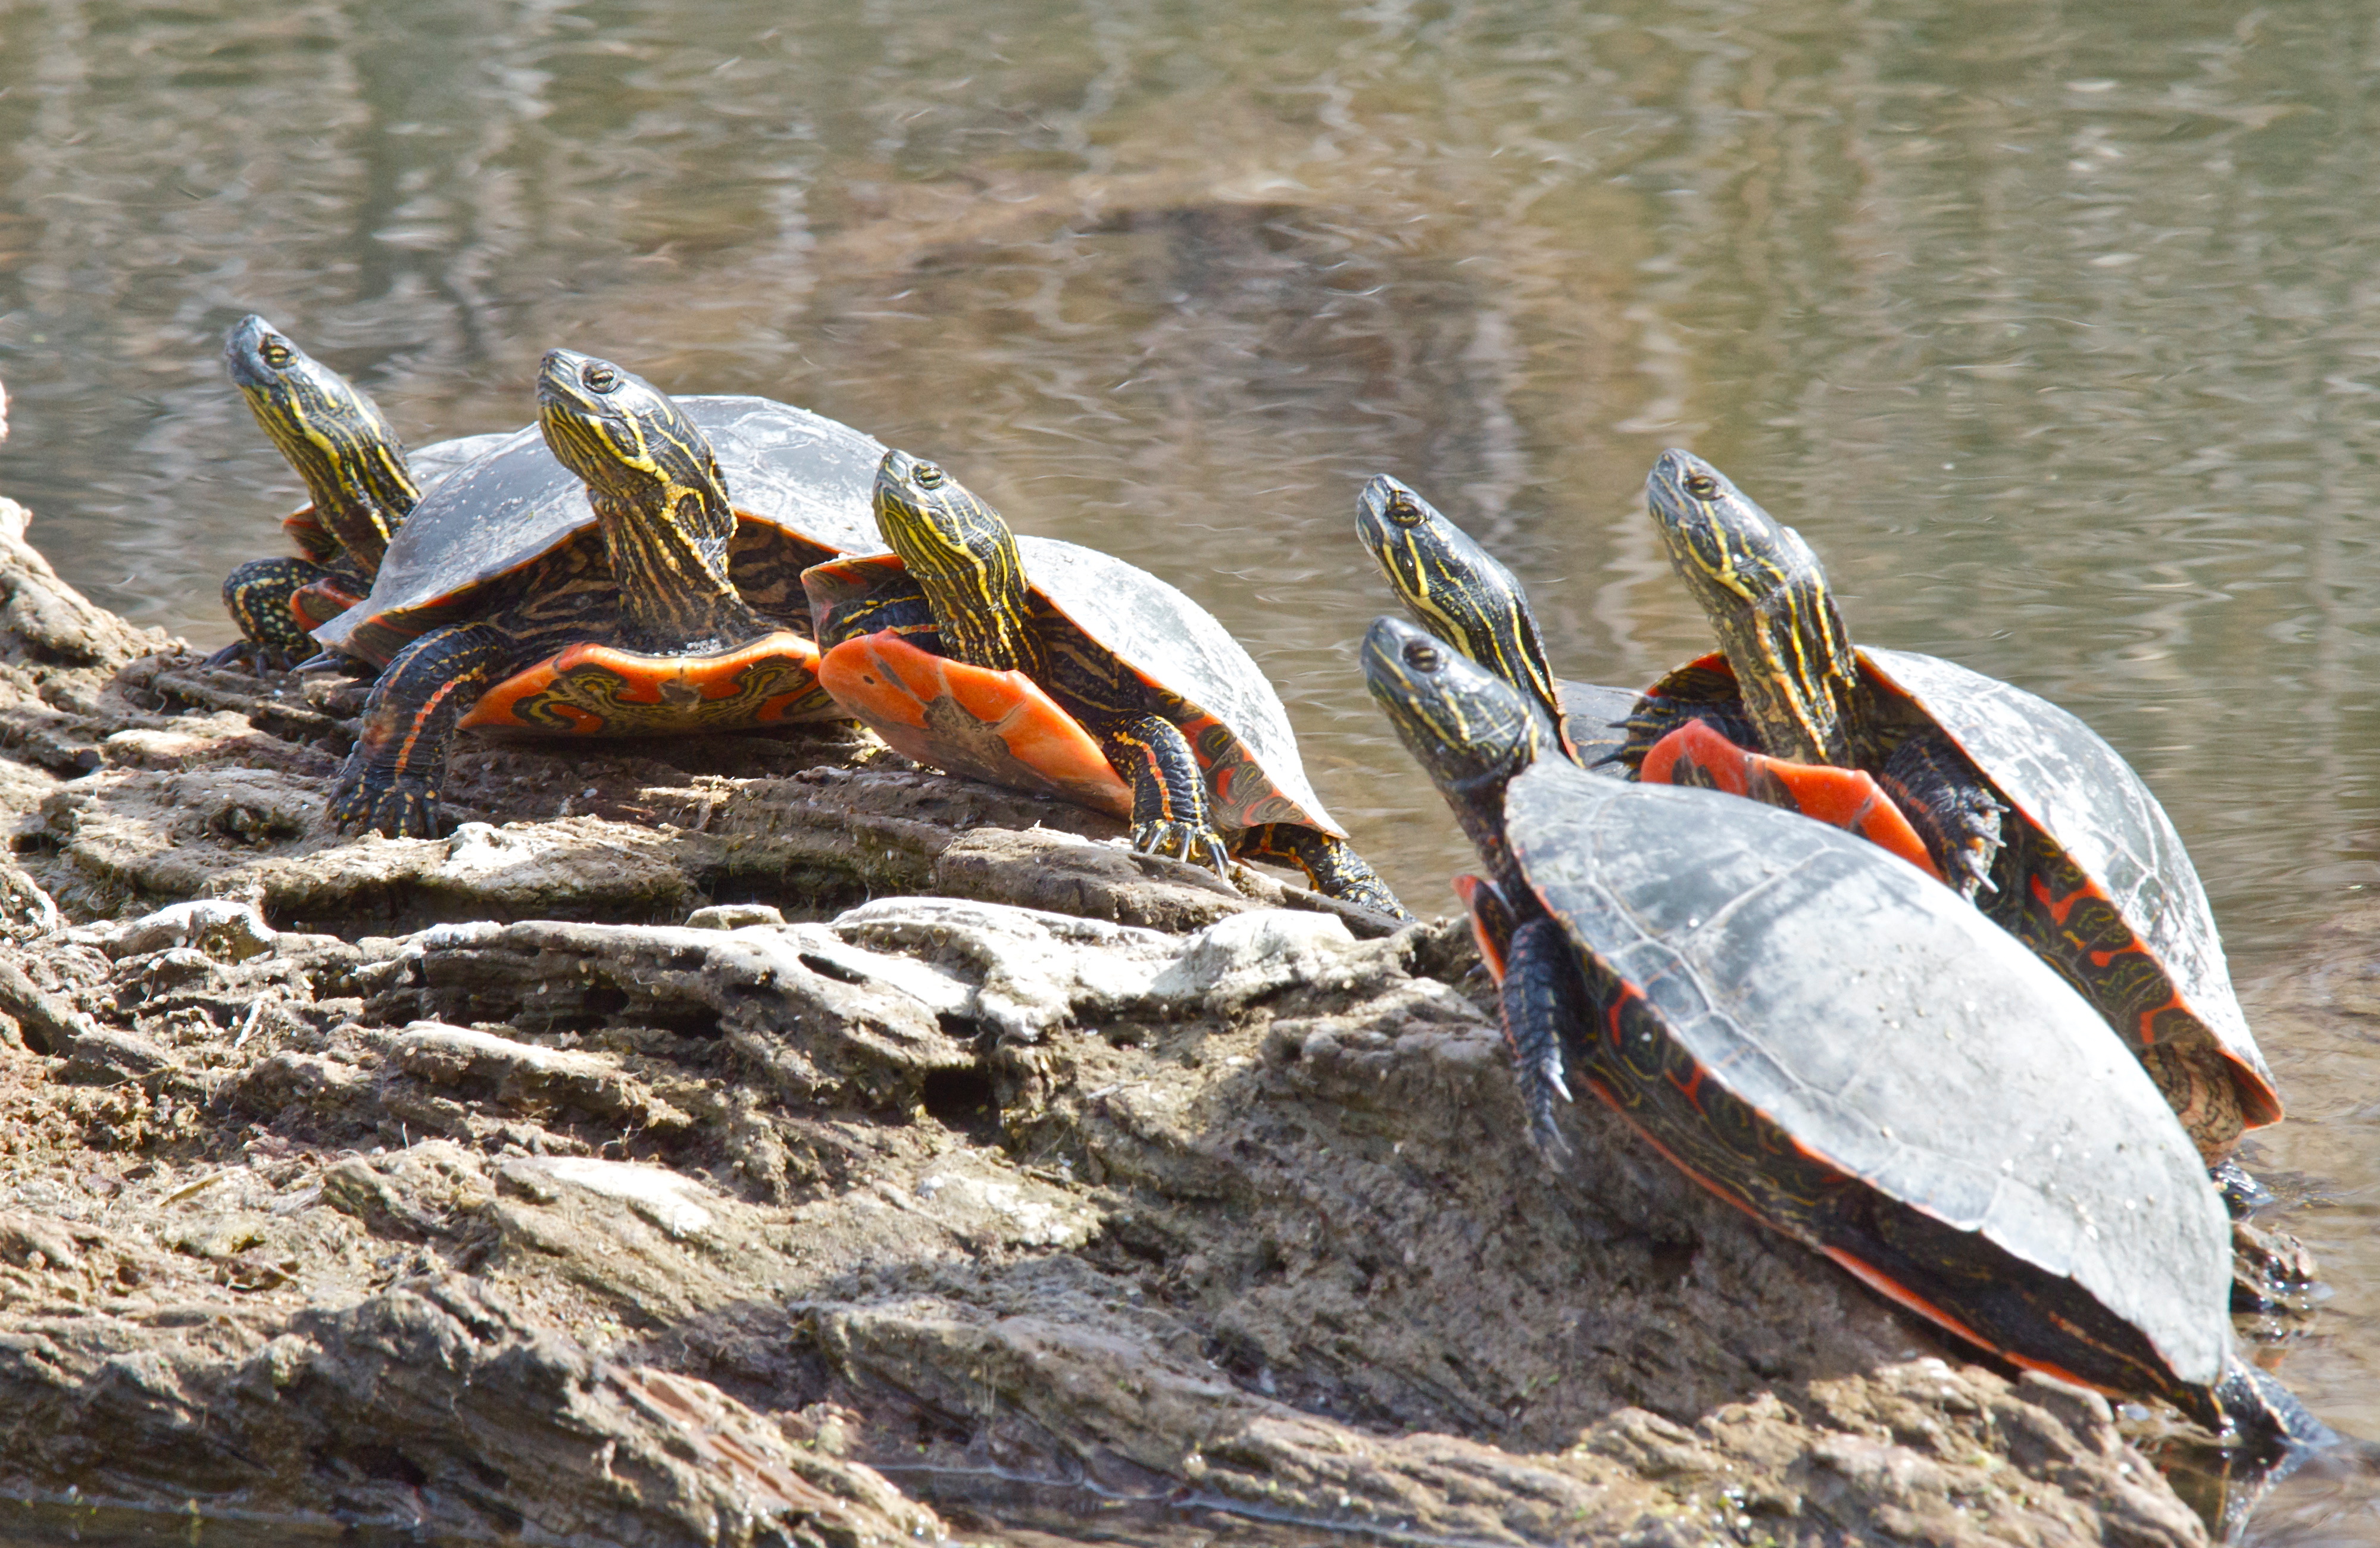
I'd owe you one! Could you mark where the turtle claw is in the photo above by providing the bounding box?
[1133,818,1230,877]
[1513,1040,1575,1165]
[204,640,294,674]
[329,770,449,839]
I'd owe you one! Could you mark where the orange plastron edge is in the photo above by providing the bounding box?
[1451,874,1509,984]
[1641,718,1945,884]
[458,630,841,737]
[819,630,1132,820]
[292,578,366,628]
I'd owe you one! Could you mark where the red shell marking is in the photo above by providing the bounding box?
[1641,718,1944,883]
[1451,874,1508,981]
[459,631,841,736]
[819,630,1133,818]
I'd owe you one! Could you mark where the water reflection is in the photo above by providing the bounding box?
[5,0,2380,1531]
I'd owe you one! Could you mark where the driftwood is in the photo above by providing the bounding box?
[0,487,2283,1544]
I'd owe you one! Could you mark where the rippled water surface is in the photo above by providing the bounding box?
[6,0,2380,1537]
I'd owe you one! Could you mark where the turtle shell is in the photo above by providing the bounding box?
[1555,678,1639,775]
[807,540,1339,836]
[1505,759,2232,1389]
[1633,648,2280,1134]
[313,397,886,665]
[1858,646,2275,1121]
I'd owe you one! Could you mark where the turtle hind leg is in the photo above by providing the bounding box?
[217,555,337,670]
[1237,824,1410,920]
[1876,729,2005,900]
[331,620,531,839]
[1500,916,1580,1163]
[1096,712,1230,875]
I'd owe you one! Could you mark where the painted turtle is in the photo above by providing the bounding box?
[214,315,509,669]
[801,451,1407,917]
[1361,613,2322,1452]
[1352,473,1649,773]
[318,350,884,837]
[1623,450,2280,1169]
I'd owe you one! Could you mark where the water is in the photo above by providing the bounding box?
[4,0,2380,1537]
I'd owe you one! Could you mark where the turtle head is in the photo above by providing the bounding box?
[536,349,729,512]
[537,349,747,644]
[223,314,416,568]
[1363,615,1541,860]
[873,449,1036,672]
[1645,449,1859,765]
[1354,474,1566,751]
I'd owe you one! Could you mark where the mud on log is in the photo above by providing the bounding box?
[0,489,2243,1544]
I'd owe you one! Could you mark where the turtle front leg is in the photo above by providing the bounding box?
[1096,712,1230,874]
[1501,915,1582,1164]
[1614,691,1763,775]
[330,620,533,838]
[1877,730,2005,900]
[1236,825,1411,919]
[215,556,341,670]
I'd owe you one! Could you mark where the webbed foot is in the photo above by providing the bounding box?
[329,764,449,839]
[1133,817,1231,875]
[203,639,296,673]
[1502,917,1581,1164]
[1236,824,1411,919]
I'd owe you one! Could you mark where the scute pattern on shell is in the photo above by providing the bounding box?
[1860,646,2270,1097]
[1505,761,2232,1387]
[1014,535,1336,836]
[315,397,887,660]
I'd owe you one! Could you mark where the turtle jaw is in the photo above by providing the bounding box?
[1354,474,1566,746]
[1361,615,1538,873]
[223,314,416,570]
[1645,449,1861,767]
[536,349,753,649]
[872,450,1038,674]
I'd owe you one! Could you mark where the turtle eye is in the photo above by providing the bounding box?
[582,361,620,393]
[258,339,294,368]
[1385,491,1425,526]
[913,462,945,490]
[1401,639,1444,673]
[1682,471,1720,499]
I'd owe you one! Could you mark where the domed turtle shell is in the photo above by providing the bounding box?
[1857,646,2275,1122]
[810,538,1340,836]
[1504,757,2233,1390]
[1644,645,2279,1131]
[314,396,886,666]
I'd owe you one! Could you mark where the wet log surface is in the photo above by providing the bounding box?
[0,491,2236,1545]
